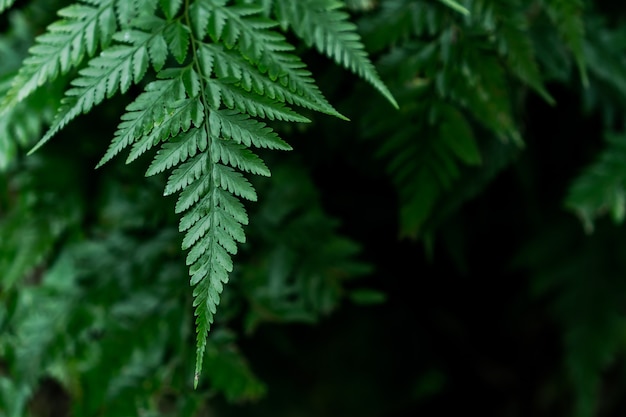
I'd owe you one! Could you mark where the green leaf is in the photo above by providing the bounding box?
[159,0,183,19]
[210,138,271,176]
[164,20,190,63]
[146,128,207,176]
[212,163,257,201]
[98,74,185,167]
[208,79,310,123]
[1,0,117,111]
[274,0,398,108]
[148,34,168,71]
[164,152,208,196]
[208,110,290,150]
[31,27,165,155]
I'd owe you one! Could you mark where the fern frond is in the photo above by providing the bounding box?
[206,78,310,122]
[17,0,365,388]
[32,25,169,154]
[208,109,291,150]
[164,19,190,63]
[211,138,270,176]
[273,0,398,108]
[146,127,207,176]
[1,0,117,110]
[159,0,184,19]
[213,163,258,200]
[164,152,209,196]
[127,92,204,163]
[99,71,184,167]
[129,38,302,387]
[92,15,311,388]
[366,84,481,236]
[192,0,346,119]
[201,43,342,117]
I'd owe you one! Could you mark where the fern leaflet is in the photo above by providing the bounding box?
[31,23,170,154]
[192,0,346,119]
[1,0,117,111]
[272,0,398,108]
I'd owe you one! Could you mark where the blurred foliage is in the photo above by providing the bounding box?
[3,1,626,417]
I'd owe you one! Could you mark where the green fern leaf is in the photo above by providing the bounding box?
[438,105,481,166]
[191,246,228,387]
[192,0,346,119]
[179,184,213,229]
[114,1,135,27]
[206,79,310,122]
[17,0,360,388]
[201,4,267,53]
[213,163,258,201]
[164,20,190,63]
[273,0,398,108]
[160,0,183,19]
[211,138,270,176]
[1,0,117,111]
[98,72,185,167]
[345,0,376,12]
[32,26,170,154]
[201,43,343,117]
[209,109,291,150]
[127,95,204,163]
[175,172,210,214]
[148,33,169,71]
[146,127,207,176]
[192,239,233,288]
[216,188,249,226]
[184,217,214,258]
[164,152,209,196]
